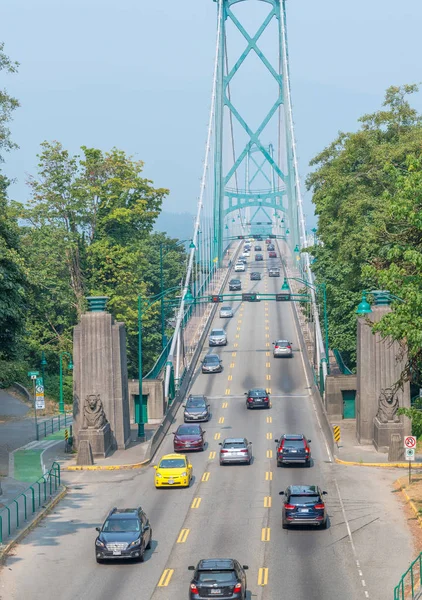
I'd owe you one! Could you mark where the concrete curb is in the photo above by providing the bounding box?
[0,484,68,564]
[335,456,422,468]
[395,478,422,527]
[64,459,151,471]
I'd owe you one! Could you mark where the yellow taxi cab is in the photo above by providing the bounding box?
[154,453,192,488]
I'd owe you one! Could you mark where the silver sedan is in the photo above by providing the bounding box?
[219,438,252,465]
[219,306,233,318]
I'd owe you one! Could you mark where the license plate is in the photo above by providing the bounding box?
[168,479,174,484]
[210,590,221,594]
[300,509,309,513]
[185,443,191,447]
[290,449,297,453]
[113,550,121,555]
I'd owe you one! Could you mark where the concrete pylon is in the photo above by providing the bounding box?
[73,297,131,450]
[356,294,411,448]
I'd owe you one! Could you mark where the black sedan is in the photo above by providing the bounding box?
[95,507,152,563]
[188,559,248,600]
[250,272,261,280]
[202,354,223,373]
[183,395,210,422]
[245,388,270,409]
[280,485,328,529]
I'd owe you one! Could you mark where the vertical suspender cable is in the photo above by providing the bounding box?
[165,0,224,399]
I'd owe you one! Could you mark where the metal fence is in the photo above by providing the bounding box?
[394,553,422,599]
[36,413,72,440]
[333,349,353,375]
[0,462,61,545]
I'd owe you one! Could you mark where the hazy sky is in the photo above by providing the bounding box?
[2,0,422,228]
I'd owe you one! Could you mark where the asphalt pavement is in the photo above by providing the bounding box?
[0,249,414,600]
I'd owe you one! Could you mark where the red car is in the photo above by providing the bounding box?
[173,424,205,452]
[266,238,271,244]
[269,251,277,258]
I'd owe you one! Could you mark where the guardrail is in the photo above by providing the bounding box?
[36,413,72,440]
[394,553,422,599]
[0,462,61,545]
[333,349,353,375]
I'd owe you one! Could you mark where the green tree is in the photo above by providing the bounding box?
[0,42,19,162]
[307,84,422,369]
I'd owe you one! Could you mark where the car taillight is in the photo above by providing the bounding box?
[278,440,285,453]
[305,447,310,453]
[233,583,242,593]
[287,346,291,350]
[275,345,279,349]
[240,449,248,453]
[248,397,253,402]
[221,449,228,453]
[314,503,325,510]
[264,397,269,401]
[284,503,295,510]
[190,583,199,593]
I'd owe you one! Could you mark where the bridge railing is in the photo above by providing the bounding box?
[0,462,61,545]
[333,349,353,375]
[394,553,422,600]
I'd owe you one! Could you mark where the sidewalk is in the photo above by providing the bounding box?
[332,419,422,465]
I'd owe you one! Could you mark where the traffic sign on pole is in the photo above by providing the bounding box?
[405,448,415,461]
[404,436,417,449]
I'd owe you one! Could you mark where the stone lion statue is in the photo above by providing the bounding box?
[83,394,108,429]
[376,387,400,424]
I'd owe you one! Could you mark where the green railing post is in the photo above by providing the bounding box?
[42,476,47,501]
[36,481,41,507]
[0,514,2,544]
[30,486,35,513]
[23,494,27,521]
[13,499,19,529]
[44,421,47,438]
[411,562,415,595]
[5,505,11,537]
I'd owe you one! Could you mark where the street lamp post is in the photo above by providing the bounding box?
[40,351,47,385]
[59,352,73,414]
[285,276,330,374]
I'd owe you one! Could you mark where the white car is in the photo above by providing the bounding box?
[235,263,245,272]
[242,251,250,257]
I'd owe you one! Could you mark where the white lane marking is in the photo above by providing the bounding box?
[335,479,370,598]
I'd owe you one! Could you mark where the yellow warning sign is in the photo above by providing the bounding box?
[333,425,340,443]
[64,429,69,441]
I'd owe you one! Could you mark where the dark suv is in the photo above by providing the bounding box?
[188,559,248,600]
[280,485,327,529]
[229,279,241,291]
[95,507,152,563]
[275,433,311,467]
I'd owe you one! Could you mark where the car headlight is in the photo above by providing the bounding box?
[181,471,187,477]
[129,538,141,547]
[95,538,105,547]
[155,472,162,478]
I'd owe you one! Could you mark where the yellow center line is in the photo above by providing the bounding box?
[265,471,273,481]
[177,529,190,543]
[222,402,228,408]
[230,362,235,368]
[266,374,271,380]
[267,387,272,394]
[158,569,174,587]
[266,416,272,423]
[266,362,271,368]
[261,527,271,542]
[209,451,216,459]
[232,352,237,357]
[237,327,241,331]
[266,432,272,440]
[202,472,211,482]
[266,449,273,458]
[258,568,269,586]
[237,320,242,324]
[191,497,202,509]
[218,416,225,424]
[266,351,270,356]
[234,343,238,348]
[265,334,269,338]
[264,496,272,508]
[228,375,232,381]
[225,389,230,395]
[236,334,240,338]
[214,432,221,440]
[266,342,270,347]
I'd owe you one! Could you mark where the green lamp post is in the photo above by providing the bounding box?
[281,277,290,292]
[40,351,47,386]
[59,352,73,414]
[356,292,372,315]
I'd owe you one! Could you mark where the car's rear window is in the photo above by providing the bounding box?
[159,458,186,468]
[224,441,246,449]
[198,571,236,583]
[250,389,266,396]
[221,306,231,311]
[103,518,140,532]
[211,330,225,336]
[284,440,304,449]
[276,341,290,346]
[205,356,220,363]
[289,495,320,504]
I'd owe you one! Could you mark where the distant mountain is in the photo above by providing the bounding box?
[155,211,196,241]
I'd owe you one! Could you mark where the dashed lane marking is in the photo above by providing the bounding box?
[265,334,269,338]
[228,375,232,381]
[218,417,225,424]
[266,362,271,368]
[261,528,270,542]
[214,433,221,440]
[202,472,210,482]
[266,416,272,423]
[177,529,190,543]
[266,352,270,357]
[232,352,237,357]
[237,327,241,331]
[236,334,240,339]
[266,342,270,347]
[209,451,216,459]
[191,497,201,509]
[258,568,269,586]
[265,471,273,481]
[266,432,272,440]
[222,402,228,408]
[225,389,230,395]
[266,450,273,458]
[230,362,235,368]
[265,326,270,331]
[234,343,238,348]
[267,388,272,394]
[264,496,272,508]
[158,569,174,587]
[266,374,271,380]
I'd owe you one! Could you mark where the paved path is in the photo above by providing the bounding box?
[0,249,414,600]
[0,390,35,477]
